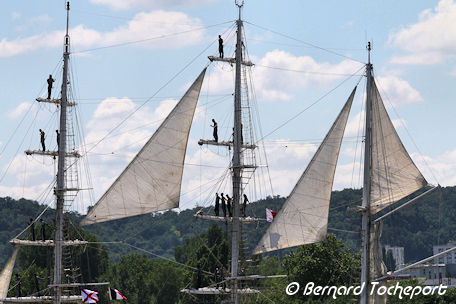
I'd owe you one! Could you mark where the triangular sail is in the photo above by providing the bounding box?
[369,79,427,215]
[81,69,206,225]
[0,248,18,302]
[252,88,356,254]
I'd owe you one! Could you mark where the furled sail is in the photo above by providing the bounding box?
[81,69,206,225]
[368,222,387,304]
[369,79,427,215]
[0,248,18,303]
[252,88,356,254]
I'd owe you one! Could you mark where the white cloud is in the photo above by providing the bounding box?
[8,102,33,119]
[388,0,456,65]
[204,50,364,102]
[11,12,21,20]
[413,149,456,186]
[89,0,213,11]
[0,11,203,57]
[375,75,423,106]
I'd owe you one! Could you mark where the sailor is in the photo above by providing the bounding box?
[56,130,60,149]
[211,119,218,142]
[47,74,55,99]
[242,194,249,217]
[15,274,21,297]
[220,269,226,290]
[34,274,40,296]
[221,193,227,217]
[214,193,220,216]
[29,218,36,241]
[39,129,46,151]
[196,264,202,289]
[40,219,46,241]
[226,194,233,217]
[214,268,219,289]
[218,35,224,58]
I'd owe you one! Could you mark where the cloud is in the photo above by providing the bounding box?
[11,12,21,20]
[0,11,203,57]
[388,0,456,65]
[412,149,456,186]
[8,102,33,119]
[89,0,214,11]
[204,50,364,102]
[375,75,423,106]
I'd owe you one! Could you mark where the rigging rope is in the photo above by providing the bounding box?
[245,21,365,64]
[258,66,364,141]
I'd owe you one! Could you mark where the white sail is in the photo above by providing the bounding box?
[252,88,356,254]
[0,248,18,302]
[81,69,206,225]
[369,79,427,215]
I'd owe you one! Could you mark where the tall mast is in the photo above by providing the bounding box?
[54,2,71,303]
[231,2,243,303]
[360,42,373,304]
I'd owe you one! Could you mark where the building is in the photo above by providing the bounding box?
[384,245,404,270]
[433,242,456,265]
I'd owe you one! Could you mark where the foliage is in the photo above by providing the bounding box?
[100,253,183,304]
[175,223,230,304]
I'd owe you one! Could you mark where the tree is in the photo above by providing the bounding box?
[281,234,360,303]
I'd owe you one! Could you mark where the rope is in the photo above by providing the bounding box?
[245,21,365,64]
[258,66,364,141]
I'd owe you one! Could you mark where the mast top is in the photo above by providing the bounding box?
[367,41,372,67]
[235,0,244,20]
[64,1,70,54]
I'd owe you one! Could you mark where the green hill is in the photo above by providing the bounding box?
[0,186,455,266]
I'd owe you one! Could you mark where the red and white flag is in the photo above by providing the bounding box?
[110,288,127,300]
[81,289,99,303]
[266,208,277,222]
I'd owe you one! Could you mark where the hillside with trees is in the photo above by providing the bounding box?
[0,186,455,266]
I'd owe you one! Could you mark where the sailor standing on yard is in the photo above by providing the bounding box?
[221,193,227,217]
[242,194,249,217]
[56,130,60,150]
[211,119,218,142]
[218,35,224,58]
[214,193,220,216]
[226,194,233,217]
[47,74,54,99]
[39,129,46,151]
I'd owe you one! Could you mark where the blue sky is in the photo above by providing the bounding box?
[0,0,455,213]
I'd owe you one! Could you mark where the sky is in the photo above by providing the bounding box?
[0,0,455,214]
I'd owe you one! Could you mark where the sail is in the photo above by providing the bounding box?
[368,222,387,304]
[0,248,18,302]
[369,79,427,215]
[81,69,206,225]
[252,88,356,254]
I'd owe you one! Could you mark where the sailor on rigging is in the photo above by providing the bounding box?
[47,74,55,99]
[214,193,220,216]
[218,35,224,58]
[39,129,46,151]
[242,194,249,217]
[221,193,227,217]
[226,194,233,217]
[56,130,60,149]
[211,119,218,142]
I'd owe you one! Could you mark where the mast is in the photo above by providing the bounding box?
[360,42,373,304]
[231,2,243,303]
[54,2,71,303]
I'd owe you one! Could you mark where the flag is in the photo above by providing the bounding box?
[81,289,99,303]
[266,208,277,222]
[110,288,127,300]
